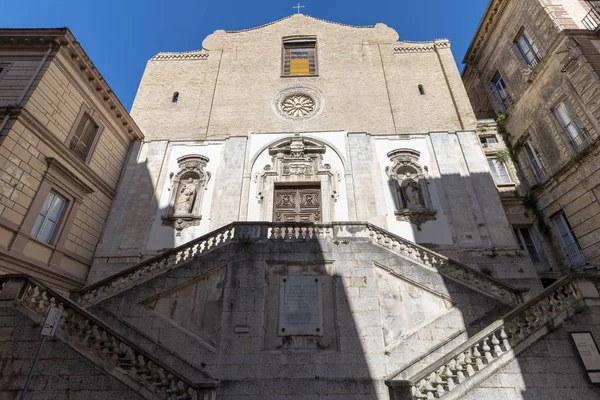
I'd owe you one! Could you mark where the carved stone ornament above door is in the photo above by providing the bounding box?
[386,149,436,230]
[162,154,211,236]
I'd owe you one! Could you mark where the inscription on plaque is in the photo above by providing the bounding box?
[278,276,323,336]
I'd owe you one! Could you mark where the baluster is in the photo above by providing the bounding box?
[482,338,493,363]
[413,378,428,399]
[491,330,502,356]
[499,326,511,351]
[472,344,485,370]
[435,367,446,396]
[464,349,475,377]
[455,353,466,382]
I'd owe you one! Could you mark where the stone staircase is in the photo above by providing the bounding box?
[2,222,596,399]
[76,222,523,307]
[386,275,585,400]
[0,275,218,400]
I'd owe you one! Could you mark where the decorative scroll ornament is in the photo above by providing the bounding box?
[386,149,436,230]
[162,154,211,236]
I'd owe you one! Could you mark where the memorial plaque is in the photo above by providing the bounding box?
[570,331,600,385]
[278,276,323,336]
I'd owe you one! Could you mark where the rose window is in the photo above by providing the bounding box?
[281,95,316,118]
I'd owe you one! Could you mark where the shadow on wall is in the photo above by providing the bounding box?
[80,219,535,399]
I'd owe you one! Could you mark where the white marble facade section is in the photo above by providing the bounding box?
[246,132,350,222]
[147,142,223,250]
[374,136,453,245]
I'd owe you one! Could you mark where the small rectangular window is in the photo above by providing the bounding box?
[282,39,317,76]
[31,190,67,244]
[515,31,540,67]
[552,212,585,267]
[69,113,98,162]
[480,136,498,144]
[553,102,591,152]
[488,158,512,185]
[491,72,511,112]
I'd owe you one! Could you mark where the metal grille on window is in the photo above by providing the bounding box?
[283,40,316,76]
[552,212,586,267]
[31,191,67,244]
[69,114,98,161]
[554,102,591,152]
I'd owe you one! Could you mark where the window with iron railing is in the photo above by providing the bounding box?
[514,226,550,272]
[553,102,593,153]
[552,212,586,267]
[491,71,512,112]
[523,140,548,184]
[515,30,541,67]
[69,113,99,162]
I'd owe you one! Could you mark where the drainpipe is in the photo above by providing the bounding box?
[0,44,53,135]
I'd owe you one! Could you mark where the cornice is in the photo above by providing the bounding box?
[0,28,144,142]
[463,0,511,65]
[394,39,451,53]
[224,14,376,34]
[151,50,209,61]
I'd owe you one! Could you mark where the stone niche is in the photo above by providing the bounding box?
[254,135,341,222]
[162,154,211,236]
[386,148,436,230]
[263,262,337,351]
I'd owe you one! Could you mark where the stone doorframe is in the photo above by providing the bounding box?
[254,135,341,222]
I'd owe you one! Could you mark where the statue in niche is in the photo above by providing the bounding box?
[175,178,197,214]
[402,177,424,208]
[162,155,210,237]
[386,149,437,230]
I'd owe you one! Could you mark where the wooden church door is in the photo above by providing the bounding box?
[273,186,321,222]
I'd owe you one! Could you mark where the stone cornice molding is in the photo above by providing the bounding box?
[463,0,511,65]
[46,157,95,198]
[224,14,376,34]
[394,39,451,53]
[0,28,144,142]
[151,50,209,61]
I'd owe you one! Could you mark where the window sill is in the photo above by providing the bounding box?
[280,74,319,78]
[30,236,58,250]
[496,183,516,188]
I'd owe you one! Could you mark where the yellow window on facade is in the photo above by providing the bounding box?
[282,39,317,76]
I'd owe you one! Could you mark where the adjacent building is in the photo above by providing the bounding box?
[463,0,600,280]
[0,29,143,290]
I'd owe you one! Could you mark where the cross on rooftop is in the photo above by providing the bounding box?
[293,3,304,14]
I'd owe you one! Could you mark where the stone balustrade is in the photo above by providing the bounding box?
[78,223,237,304]
[77,222,521,306]
[0,275,216,400]
[388,276,581,400]
[366,224,521,302]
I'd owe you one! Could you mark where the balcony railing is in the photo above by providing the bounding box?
[530,164,548,184]
[565,242,586,267]
[583,9,600,30]
[570,130,594,153]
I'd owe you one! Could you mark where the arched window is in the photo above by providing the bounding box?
[172,92,179,102]
[418,85,425,95]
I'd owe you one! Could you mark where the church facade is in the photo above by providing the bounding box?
[2,12,600,400]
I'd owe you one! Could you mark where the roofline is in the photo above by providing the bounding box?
[462,0,510,65]
[224,13,377,34]
[0,27,144,140]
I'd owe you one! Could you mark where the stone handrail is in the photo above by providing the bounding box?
[388,275,581,399]
[77,223,237,304]
[365,223,523,302]
[0,275,217,400]
[77,221,521,305]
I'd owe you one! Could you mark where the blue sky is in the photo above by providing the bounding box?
[4,0,488,110]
